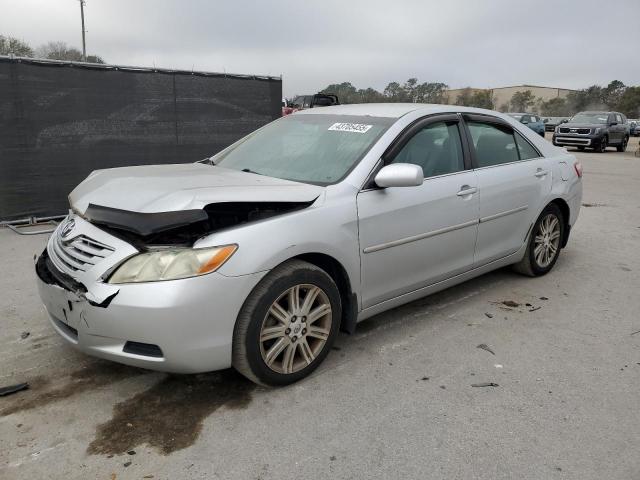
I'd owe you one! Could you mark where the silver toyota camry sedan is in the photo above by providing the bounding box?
[35,103,583,386]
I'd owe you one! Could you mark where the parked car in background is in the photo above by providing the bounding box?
[509,113,545,136]
[35,104,582,386]
[289,93,339,112]
[543,116,570,132]
[552,111,630,153]
[628,119,639,136]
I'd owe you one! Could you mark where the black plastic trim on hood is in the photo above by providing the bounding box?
[85,200,317,247]
[85,204,209,237]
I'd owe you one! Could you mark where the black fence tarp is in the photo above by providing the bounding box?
[0,57,282,221]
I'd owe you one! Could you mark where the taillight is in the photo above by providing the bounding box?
[574,161,583,178]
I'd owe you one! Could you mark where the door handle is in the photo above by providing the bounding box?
[456,186,477,196]
[534,169,549,178]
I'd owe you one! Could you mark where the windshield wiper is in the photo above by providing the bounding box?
[241,168,264,176]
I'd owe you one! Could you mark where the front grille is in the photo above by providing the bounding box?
[556,137,590,145]
[49,231,114,275]
[559,127,591,135]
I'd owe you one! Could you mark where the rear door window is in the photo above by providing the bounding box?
[515,131,541,160]
[467,121,519,167]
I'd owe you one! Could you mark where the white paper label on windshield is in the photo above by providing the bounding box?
[328,122,373,133]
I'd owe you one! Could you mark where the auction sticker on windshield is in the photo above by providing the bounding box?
[328,123,373,133]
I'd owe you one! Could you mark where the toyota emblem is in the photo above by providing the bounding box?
[60,218,76,238]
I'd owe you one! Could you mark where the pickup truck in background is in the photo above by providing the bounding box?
[287,94,339,114]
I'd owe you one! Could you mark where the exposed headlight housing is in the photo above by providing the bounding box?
[554,126,560,134]
[594,127,602,135]
[108,245,237,284]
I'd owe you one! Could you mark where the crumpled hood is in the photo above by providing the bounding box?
[69,163,324,214]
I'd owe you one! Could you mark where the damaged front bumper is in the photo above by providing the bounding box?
[35,215,267,373]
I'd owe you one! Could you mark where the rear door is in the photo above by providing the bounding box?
[614,113,626,143]
[463,114,551,266]
[357,114,479,308]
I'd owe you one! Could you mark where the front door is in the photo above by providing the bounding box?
[357,115,479,309]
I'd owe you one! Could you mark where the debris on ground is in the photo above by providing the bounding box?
[0,382,29,397]
[420,377,429,381]
[476,343,495,355]
[20,331,30,339]
[471,382,499,387]
[581,202,607,207]
[484,312,493,318]
[127,450,136,455]
[539,296,549,301]
[501,300,520,308]
[123,461,132,468]
[439,385,446,389]
[525,303,532,307]
[494,364,503,369]
[630,329,640,336]
[529,306,541,312]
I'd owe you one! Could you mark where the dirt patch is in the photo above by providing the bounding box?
[87,369,255,456]
[0,362,147,417]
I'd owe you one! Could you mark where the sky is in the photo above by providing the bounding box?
[2,0,639,97]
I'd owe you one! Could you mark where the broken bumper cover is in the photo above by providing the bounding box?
[35,249,266,373]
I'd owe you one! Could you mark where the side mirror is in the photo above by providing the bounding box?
[374,163,423,188]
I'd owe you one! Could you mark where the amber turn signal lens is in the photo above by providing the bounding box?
[198,245,238,274]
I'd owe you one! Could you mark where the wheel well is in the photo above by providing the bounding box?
[294,253,358,334]
[549,198,570,248]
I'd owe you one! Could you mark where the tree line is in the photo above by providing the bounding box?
[316,79,640,118]
[0,34,105,63]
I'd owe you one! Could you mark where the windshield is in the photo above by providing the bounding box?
[212,114,393,185]
[571,113,609,124]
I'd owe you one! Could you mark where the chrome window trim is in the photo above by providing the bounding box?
[471,156,543,171]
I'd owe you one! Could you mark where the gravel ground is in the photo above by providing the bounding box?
[1,135,639,480]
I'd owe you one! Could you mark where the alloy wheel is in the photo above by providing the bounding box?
[599,137,607,152]
[259,284,332,374]
[533,214,561,268]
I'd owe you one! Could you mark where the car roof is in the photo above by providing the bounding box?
[294,103,514,119]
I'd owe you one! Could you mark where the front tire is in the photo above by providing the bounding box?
[596,136,608,153]
[232,259,341,386]
[617,136,628,152]
[513,204,564,277]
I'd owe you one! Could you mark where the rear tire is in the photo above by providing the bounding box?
[617,136,628,152]
[513,204,564,277]
[232,259,341,386]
